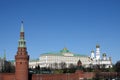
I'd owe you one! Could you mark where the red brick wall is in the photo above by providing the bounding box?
[32,73,79,80]
[0,73,3,80]
[32,70,94,80]
[83,72,95,79]
[0,73,15,80]
[1,71,118,80]
[0,72,118,80]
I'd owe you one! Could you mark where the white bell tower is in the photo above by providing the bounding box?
[91,50,95,59]
[96,44,100,60]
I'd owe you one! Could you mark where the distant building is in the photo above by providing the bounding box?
[90,45,112,68]
[0,58,4,72]
[29,48,90,68]
[0,52,6,72]
[29,45,112,69]
[40,48,90,68]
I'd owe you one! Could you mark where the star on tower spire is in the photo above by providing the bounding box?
[21,21,24,32]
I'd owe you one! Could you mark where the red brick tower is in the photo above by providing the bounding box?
[15,21,29,80]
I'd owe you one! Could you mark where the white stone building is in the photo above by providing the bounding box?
[90,45,112,68]
[29,48,90,68]
[29,45,113,69]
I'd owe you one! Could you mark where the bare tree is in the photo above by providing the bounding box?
[115,60,120,72]
[53,63,58,69]
[59,62,66,69]
[69,63,75,69]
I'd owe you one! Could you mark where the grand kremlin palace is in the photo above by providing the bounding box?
[29,45,112,69]
[29,47,90,68]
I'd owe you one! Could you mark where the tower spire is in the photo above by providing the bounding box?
[21,21,24,32]
[18,21,26,47]
[4,49,6,60]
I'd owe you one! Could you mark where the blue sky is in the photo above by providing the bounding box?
[0,0,120,63]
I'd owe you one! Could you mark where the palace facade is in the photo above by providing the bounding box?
[29,45,112,69]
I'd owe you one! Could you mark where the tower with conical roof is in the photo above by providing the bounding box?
[15,21,29,80]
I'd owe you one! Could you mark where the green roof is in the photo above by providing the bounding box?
[41,52,63,56]
[9,60,15,63]
[29,58,39,62]
[41,52,87,57]
[102,53,107,57]
[74,54,87,57]
[60,47,70,53]
[40,48,87,57]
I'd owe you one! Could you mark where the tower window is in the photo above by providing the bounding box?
[20,62,22,64]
